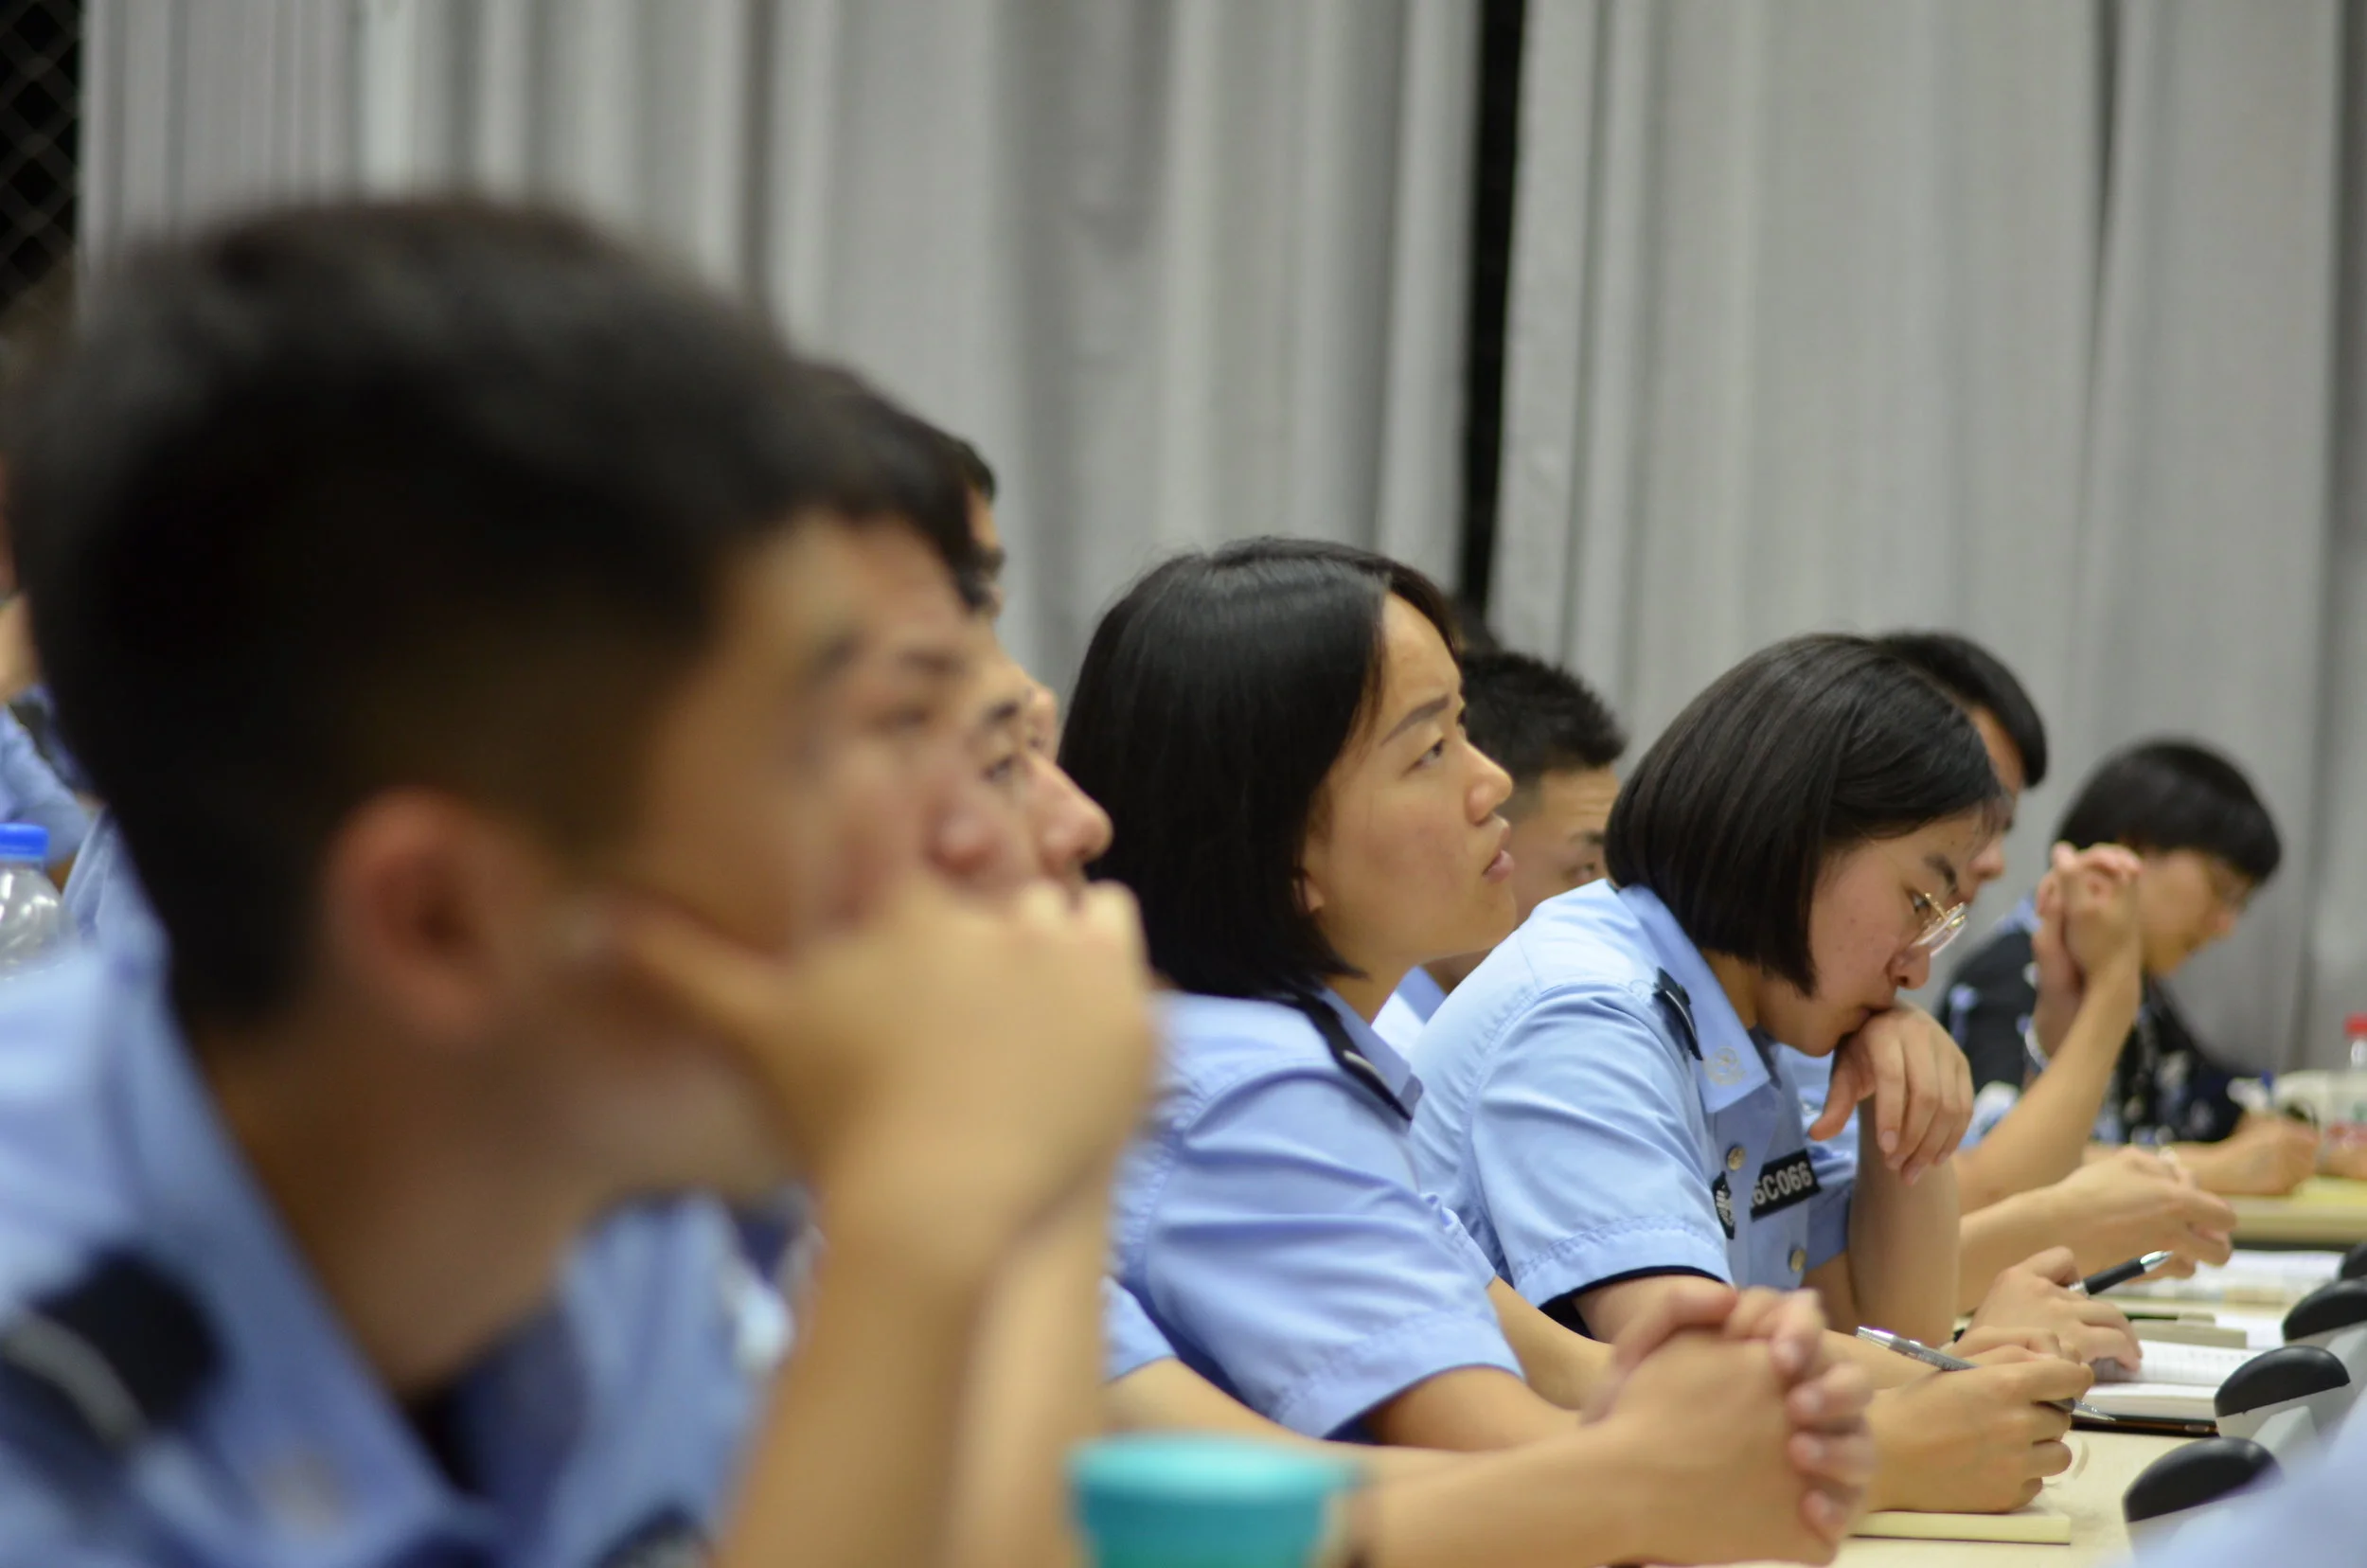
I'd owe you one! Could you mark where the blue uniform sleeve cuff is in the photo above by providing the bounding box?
[1505,1219,1734,1310]
[1269,1307,1525,1440]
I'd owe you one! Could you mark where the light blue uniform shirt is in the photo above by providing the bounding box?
[1372,965,1449,1054]
[0,710,88,862]
[1111,989,1522,1439]
[1407,882,1853,1311]
[1102,1279,1176,1381]
[1784,1049,1867,1194]
[0,947,765,1566]
[61,812,165,968]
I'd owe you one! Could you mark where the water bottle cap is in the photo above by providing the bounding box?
[2348,1013,2367,1035]
[0,825,51,864]
[1071,1435,1356,1563]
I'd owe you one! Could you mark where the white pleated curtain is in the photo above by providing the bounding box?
[80,0,1479,686]
[1494,0,2367,1067]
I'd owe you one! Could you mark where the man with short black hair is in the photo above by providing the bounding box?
[1948,739,2321,1196]
[1376,650,1625,1049]
[0,199,1153,1567]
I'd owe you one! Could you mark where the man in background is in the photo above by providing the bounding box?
[1377,649,1625,1050]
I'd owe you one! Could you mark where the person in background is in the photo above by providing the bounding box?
[931,478,1872,1564]
[0,198,1155,1568]
[1787,633,2237,1303]
[1946,739,2324,1196]
[1060,539,1878,1563]
[1408,633,2121,1514]
[1375,649,1624,1051]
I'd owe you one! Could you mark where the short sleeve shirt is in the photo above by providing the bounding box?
[0,948,767,1566]
[0,710,88,862]
[1372,967,1449,1054]
[1102,1279,1176,1381]
[1110,989,1522,1440]
[60,813,165,969]
[1407,882,1853,1312]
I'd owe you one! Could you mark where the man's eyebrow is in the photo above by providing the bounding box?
[894,644,970,682]
[1381,694,1453,746]
[977,545,1009,585]
[1575,829,1605,846]
[970,695,1027,739]
[804,628,863,691]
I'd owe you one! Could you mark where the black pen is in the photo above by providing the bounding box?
[2073,1250,2175,1297]
[1853,1327,2115,1420]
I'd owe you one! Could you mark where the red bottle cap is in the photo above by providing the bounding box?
[2348,1013,2367,1035]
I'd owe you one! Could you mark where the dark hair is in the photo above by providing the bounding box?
[946,435,997,504]
[2056,740,2282,885]
[1459,650,1626,794]
[807,368,988,610]
[1875,631,2049,789]
[1059,538,1458,1002]
[5,199,876,1024]
[1604,633,2006,993]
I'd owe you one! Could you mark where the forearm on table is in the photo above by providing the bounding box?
[1955,1185,2072,1312]
[1954,967,2142,1214]
[720,1178,1006,1568]
[1486,1277,1612,1410]
[1843,1154,1960,1345]
[1360,1424,1674,1568]
[1825,1328,1937,1388]
[1104,1362,1458,1483]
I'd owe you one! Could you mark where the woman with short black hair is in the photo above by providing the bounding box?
[1407,633,2122,1513]
[1063,541,1878,1562]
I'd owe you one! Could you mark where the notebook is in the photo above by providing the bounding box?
[2116,1249,2344,1305]
[2087,1341,2266,1420]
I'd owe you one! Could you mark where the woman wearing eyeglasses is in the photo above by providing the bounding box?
[1406,634,2127,1513]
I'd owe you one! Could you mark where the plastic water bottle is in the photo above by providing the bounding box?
[1072,1434,1356,1568]
[2348,1013,2367,1072]
[0,826,69,973]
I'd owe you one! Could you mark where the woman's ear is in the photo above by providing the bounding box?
[1294,868,1326,917]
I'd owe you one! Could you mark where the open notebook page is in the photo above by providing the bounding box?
[2088,1341,2268,1420]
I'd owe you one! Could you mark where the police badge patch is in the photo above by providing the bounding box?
[1710,1171,1736,1238]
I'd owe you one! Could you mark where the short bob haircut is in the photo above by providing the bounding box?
[2056,739,2282,886]
[1059,538,1458,1002]
[1875,631,2049,790]
[1604,633,2007,994]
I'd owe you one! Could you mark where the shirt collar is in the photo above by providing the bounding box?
[113,982,566,1559]
[1393,967,1449,1025]
[1615,885,1771,1113]
[1318,989,1426,1114]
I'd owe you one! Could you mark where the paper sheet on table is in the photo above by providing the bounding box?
[2216,1308,2299,1349]
[1852,1507,2073,1544]
[2116,1248,2344,1304]
[2085,1381,2218,1419]
[2101,1341,2263,1386]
